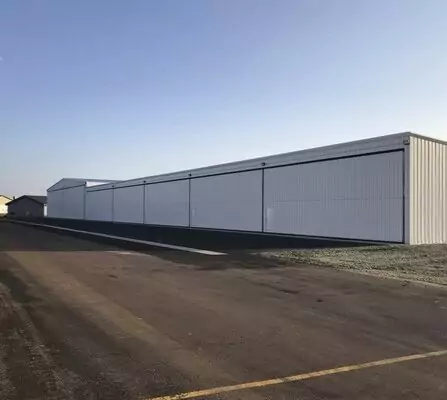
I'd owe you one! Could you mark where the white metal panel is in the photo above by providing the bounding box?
[48,181,85,219]
[47,190,62,218]
[114,186,144,224]
[85,190,113,221]
[264,152,404,242]
[409,137,447,244]
[145,180,189,226]
[62,186,86,219]
[48,186,85,219]
[190,170,263,231]
[91,133,408,191]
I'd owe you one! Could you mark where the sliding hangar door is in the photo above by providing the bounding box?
[263,151,404,242]
[78,150,405,243]
[190,170,263,232]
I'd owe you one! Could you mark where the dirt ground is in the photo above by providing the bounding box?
[1,221,447,399]
[261,244,447,287]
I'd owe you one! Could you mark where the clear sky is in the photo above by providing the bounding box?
[1,0,446,196]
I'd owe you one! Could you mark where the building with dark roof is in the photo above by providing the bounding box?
[6,195,47,218]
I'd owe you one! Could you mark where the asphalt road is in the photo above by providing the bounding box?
[0,220,446,399]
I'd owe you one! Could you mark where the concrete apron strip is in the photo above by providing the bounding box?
[108,251,148,256]
[147,349,447,400]
[12,220,226,256]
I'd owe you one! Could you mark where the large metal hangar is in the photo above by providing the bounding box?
[47,132,447,244]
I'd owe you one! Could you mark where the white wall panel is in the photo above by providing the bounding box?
[264,152,404,242]
[63,186,86,219]
[409,137,447,244]
[85,190,113,221]
[48,185,85,219]
[114,186,144,224]
[190,170,263,231]
[47,190,62,218]
[145,180,189,226]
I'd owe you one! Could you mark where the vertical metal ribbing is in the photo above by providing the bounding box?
[402,147,406,243]
[188,176,192,228]
[143,183,146,224]
[261,168,265,232]
[111,186,115,222]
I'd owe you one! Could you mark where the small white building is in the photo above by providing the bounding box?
[0,195,12,215]
[47,132,447,244]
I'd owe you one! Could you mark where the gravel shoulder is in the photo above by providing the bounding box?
[261,244,447,287]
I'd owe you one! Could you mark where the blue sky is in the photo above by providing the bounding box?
[1,0,446,196]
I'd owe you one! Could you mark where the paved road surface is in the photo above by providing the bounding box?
[0,221,446,399]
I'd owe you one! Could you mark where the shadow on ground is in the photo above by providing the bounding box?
[0,218,375,257]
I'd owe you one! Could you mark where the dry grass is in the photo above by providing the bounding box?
[261,244,447,287]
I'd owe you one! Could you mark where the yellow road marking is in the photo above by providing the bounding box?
[146,349,447,400]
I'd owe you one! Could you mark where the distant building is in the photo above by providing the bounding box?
[6,195,47,218]
[0,195,12,215]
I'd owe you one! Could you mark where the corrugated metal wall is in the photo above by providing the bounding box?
[145,180,189,226]
[48,134,428,243]
[114,186,144,224]
[190,170,263,231]
[85,190,113,221]
[64,186,87,219]
[409,137,447,244]
[264,152,404,242]
[48,186,85,219]
[46,153,405,241]
[47,190,62,218]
